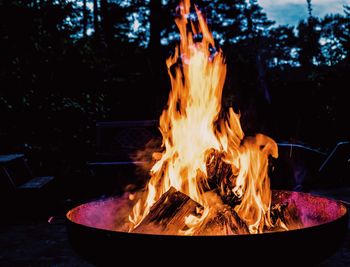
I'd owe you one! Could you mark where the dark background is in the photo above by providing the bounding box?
[0,0,349,197]
[1,0,349,157]
[0,1,350,266]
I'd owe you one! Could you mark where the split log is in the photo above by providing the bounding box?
[205,148,241,208]
[270,200,303,231]
[133,186,249,235]
[133,187,202,235]
[194,205,249,235]
[271,202,288,225]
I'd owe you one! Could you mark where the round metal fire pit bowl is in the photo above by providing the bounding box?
[66,190,348,266]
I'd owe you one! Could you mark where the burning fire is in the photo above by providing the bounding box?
[129,0,287,235]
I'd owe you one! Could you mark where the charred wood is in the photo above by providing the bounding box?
[194,205,249,235]
[205,148,241,208]
[270,200,302,230]
[133,187,202,234]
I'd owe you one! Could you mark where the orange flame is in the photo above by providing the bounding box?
[129,0,283,235]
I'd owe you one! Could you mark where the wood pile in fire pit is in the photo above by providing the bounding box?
[132,150,302,235]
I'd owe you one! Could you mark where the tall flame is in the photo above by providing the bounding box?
[129,0,283,234]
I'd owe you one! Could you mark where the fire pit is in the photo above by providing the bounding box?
[66,1,348,265]
[66,191,347,265]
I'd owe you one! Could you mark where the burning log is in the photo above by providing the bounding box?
[133,187,202,235]
[271,202,288,225]
[132,143,287,235]
[270,200,303,231]
[205,148,241,208]
[194,205,249,235]
[133,186,250,235]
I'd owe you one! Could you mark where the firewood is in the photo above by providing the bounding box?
[205,148,241,208]
[133,187,250,235]
[194,205,249,235]
[133,187,202,235]
[271,202,288,225]
[270,200,302,231]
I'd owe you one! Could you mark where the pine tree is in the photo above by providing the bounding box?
[149,0,161,77]
[266,25,298,67]
[244,0,274,38]
[93,0,100,41]
[297,1,321,67]
[100,0,113,47]
[344,5,350,16]
[319,14,348,66]
[201,0,249,45]
[82,0,88,38]
[307,0,313,19]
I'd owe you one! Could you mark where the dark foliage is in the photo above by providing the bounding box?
[0,0,350,179]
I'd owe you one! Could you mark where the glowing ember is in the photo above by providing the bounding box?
[128,0,290,235]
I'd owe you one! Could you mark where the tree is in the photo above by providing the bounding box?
[345,5,350,16]
[340,5,350,62]
[319,14,348,66]
[93,0,100,41]
[100,0,115,47]
[243,0,274,38]
[82,0,88,38]
[307,0,313,18]
[200,0,249,45]
[266,25,298,68]
[297,17,321,67]
[243,0,274,103]
[159,0,252,46]
[296,0,322,67]
[149,0,162,80]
